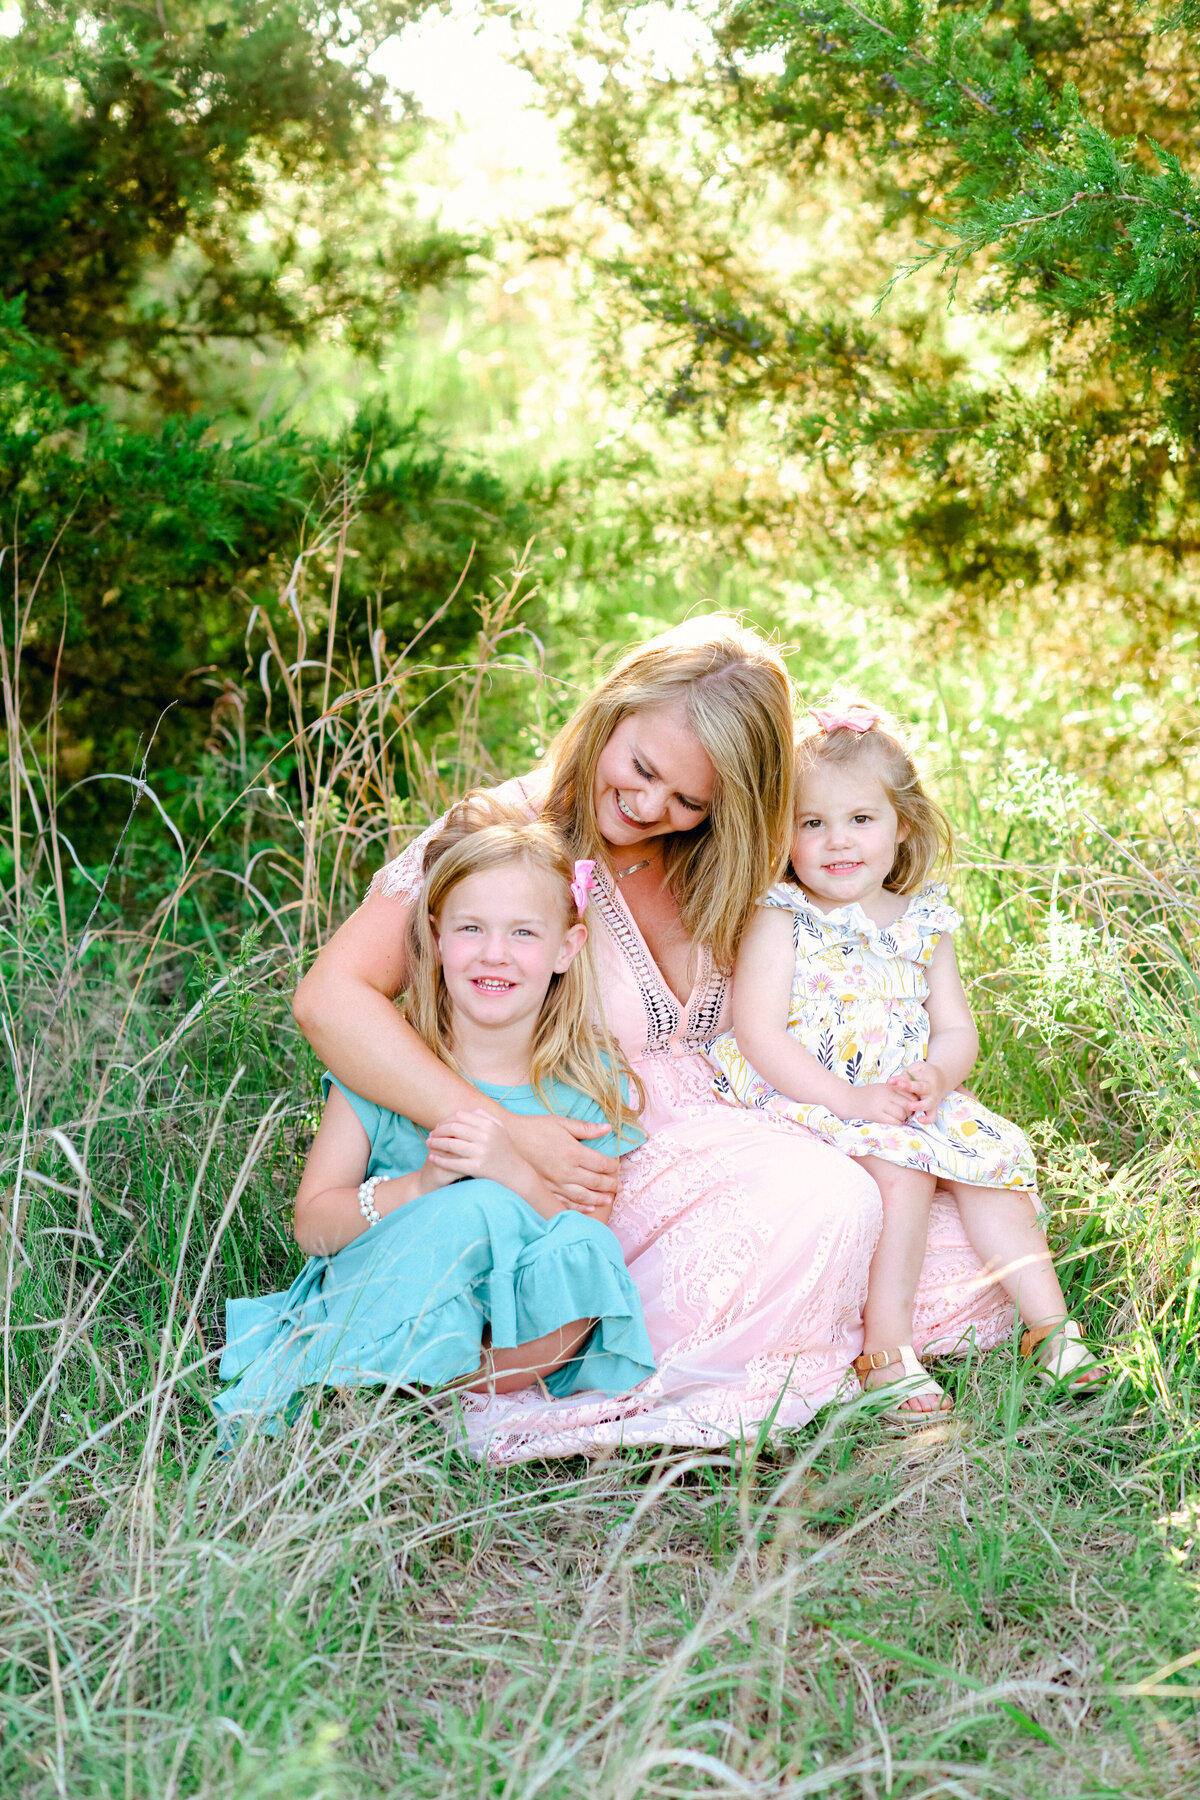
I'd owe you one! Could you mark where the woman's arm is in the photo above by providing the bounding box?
[731,908,915,1126]
[292,886,617,1206]
[899,933,979,1121]
[293,1087,453,1257]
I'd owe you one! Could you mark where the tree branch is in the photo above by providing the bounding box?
[988,189,1196,236]
[837,0,1000,116]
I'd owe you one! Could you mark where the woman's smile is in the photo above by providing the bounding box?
[593,704,715,852]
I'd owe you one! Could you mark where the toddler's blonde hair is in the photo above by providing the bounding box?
[542,614,795,972]
[404,794,642,1134]
[793,700,952,894]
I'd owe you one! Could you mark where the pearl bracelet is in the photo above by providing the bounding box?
[358,1175,384,1228]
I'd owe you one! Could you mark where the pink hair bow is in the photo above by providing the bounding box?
[811,704,880,736]
[570,859,596,916]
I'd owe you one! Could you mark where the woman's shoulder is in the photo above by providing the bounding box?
[366,772,548,903]
[490,769,549,815]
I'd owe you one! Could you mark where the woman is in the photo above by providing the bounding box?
[293,617,1013,1459]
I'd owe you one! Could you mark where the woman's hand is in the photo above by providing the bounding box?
[504,1112,619,1208]
[845,1082,919,1127]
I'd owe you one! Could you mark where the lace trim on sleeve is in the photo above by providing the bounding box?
[365,815,447,904]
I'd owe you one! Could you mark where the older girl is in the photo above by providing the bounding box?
[214,801,652,1439]
[294,619,1016,1460]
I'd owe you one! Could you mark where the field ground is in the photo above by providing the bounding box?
[3,561,1199,1795]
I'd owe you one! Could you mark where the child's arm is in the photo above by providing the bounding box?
[424,1111,572,1222]
[894,933,979,1123]
[732,908,916,1127]
[293,1088,455,1257]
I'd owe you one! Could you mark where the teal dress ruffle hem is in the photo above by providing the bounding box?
[213,1073,652,1440]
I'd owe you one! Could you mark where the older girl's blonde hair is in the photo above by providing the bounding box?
[404,795,642,1134]
[543,615,795,971]
[793,701,952,894]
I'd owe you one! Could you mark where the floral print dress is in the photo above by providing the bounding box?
[707,882,1036,1191]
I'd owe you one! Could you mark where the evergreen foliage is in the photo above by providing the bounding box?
[1,361,532,793]
[1,0,472,408]
[1,2,536,808]
[522,2,1200,625]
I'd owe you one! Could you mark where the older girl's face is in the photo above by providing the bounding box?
[593,704,716,853]
[433,863,586,1036]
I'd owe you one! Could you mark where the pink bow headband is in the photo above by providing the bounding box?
[570,859,596,916]
[811,704,880,736]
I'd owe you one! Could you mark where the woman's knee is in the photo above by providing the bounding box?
[839,1152,885,1223]
[758,1139,883,1230]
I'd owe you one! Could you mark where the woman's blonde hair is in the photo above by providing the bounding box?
[793,700,952,894]
[404,795,642,1134]
[542,615,795,971]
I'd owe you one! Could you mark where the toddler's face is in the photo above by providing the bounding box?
[790,763,905,911]
[433,862,586,1035]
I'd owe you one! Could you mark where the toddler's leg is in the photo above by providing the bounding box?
[858,1157,947,1415]
[944,1181,1067,1325]
[464,1319,595,1397]
[944,1181,1103,1389]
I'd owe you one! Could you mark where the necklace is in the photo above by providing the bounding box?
[614,857,653,881]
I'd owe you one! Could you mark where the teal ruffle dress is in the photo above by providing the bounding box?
[212,1074,653,1439]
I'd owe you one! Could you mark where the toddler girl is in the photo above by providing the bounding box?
[214,798,653,1440]
[707,702,1104,1423]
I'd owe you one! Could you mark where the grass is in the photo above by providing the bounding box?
[2,529,1199,1797]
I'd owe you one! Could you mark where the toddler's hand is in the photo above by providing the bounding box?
[426,1109,529,1191]
[846,1083,919,1126]
[889,1062,948,1124]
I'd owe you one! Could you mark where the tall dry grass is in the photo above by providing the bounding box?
[1,532,1198,1798]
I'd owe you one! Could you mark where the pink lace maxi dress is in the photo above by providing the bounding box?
[369,827,1014,1462]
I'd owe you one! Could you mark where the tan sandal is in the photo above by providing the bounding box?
[1021,1320,1107,1399]
[852,1345,953,1428]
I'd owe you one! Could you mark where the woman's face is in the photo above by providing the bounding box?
[593,704,716,852]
